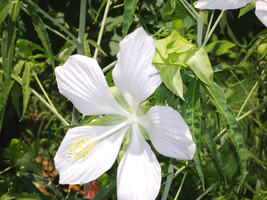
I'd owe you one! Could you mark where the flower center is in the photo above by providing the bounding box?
[67,136,97,160]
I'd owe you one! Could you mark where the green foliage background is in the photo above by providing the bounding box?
[0,0,266,199]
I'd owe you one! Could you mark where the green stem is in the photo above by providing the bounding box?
[197,11,205,47]
[103,60,117,73]
[196,183,217,200]
[71,0,87,127]
[45,25,77,47]
[202,10,225,47]
[214,100,267,142]
[237,81,258,118]
[77,0,87,54]
[33,71,57,111]
[174,172,187,200]
[161,159,174,200]
[179,0,199,21]
[203,10,214,46]
[25,0,79,45]
[93,0,112,59]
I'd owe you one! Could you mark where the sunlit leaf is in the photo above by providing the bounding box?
[184,48,214,86]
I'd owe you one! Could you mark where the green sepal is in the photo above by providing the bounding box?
[110,86,130,113]
[89,114,127,126]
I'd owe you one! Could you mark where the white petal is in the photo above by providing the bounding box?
[55,54,127,116]
[54,125,128,184]
[138,106,196,160]
[255,0,267,27]
[117,124,161,200]
[195,0,252,10]
[113,28,162,110]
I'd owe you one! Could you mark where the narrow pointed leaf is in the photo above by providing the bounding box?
[201,121,225,181]
[160,65,184,100]
[26,4,55,69]
[204,82,247,187]
[182,78,204,189]
[122,0,138,37]
[0,2,12,25]
[0,2,19,132]
[21,62,32,119]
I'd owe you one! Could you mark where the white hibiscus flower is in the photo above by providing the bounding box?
[195,0,267,27]
[54,27,196,200]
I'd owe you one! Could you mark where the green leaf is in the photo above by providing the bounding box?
[154,31,195,60]
[238,0,255,18]
[89,115,127,126]
[94,182,116,200]
[0,1,12,25]
[160,65,184,100]
[122,0,138,37]
[26,3,55,69]
[20,172,64,199]
[201,121,225,181]
[182,78,204,189]
[94,0,107,23]
[204,82,247,188]
[21,62,32,119]
[0,2,18,132]
[161,0,190,22]
[205,40,236,56]
[184,48,214,86]
[10,82,21,118]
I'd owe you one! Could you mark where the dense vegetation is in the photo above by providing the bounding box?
[0,0,266,199]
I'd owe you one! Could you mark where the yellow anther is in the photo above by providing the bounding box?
[67,136,96,161]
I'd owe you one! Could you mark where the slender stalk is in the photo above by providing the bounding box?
[179,0,198,21]
[45,25,78,47]
[77,0,87,54]
[103,60,117,73]
[161,159,174,200]
[11,73,69,126]
[93,0,112,59]
[197,11,205,47]
[214,100,267,142]
[202,10,225,47]
[173,165,186,179]
[174,172,187,200]
[196,183,217,200]
[25,0,79,45]
[203,10,214,46]
[237,81,258,118]
[33,71,57,111]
